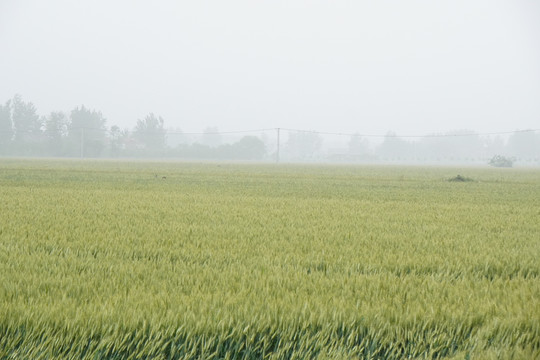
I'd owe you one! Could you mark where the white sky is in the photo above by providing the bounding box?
[1,0,539,135]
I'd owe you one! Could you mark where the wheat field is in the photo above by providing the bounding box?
[0,159,539,359]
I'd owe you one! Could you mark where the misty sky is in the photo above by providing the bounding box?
[1,0,539,135]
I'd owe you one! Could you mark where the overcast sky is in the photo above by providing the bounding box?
[1,0,539,135]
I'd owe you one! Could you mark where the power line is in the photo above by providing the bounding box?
[281,128,540,138]
[0,127,538,138]
[169,128,275,135]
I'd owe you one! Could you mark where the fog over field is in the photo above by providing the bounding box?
[1,0,539,135]
[1,3,540,357]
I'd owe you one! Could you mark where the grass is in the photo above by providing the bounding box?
[0,159,539,359]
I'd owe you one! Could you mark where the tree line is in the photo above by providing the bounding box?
[297,129,539,165]
[1,94,538,164]
[0,95,266,160]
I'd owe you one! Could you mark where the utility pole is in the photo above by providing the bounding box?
[276,127,280,163]
[80,128,84,158]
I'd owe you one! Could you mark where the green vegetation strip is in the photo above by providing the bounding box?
[0,160,539,359]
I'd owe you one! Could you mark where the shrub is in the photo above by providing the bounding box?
[448,175,474,182]
[489,155,514,168]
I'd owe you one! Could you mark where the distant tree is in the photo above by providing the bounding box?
[489,155,514,168]
[108,125,130,156]
[348,133,369,155]
[506,130,539,162]
[11,95,43,153]
[166,127,186,148]
[446,130,482,161]
[68,106,107,157]
[44,111,68,156]
[284,130,322,160]
[484,136,505,159]
[186,142,213,158]
[109,125,122,155]
[134,113,166,151]
[377,132,413,161]
[199,127,222,147]
[0,100,13,152]
[227,136,266,160]
[417,130,482,162]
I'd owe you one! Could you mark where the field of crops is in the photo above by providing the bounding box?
[0,159,539,359]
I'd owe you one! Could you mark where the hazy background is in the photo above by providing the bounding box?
[1,0,539,136]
